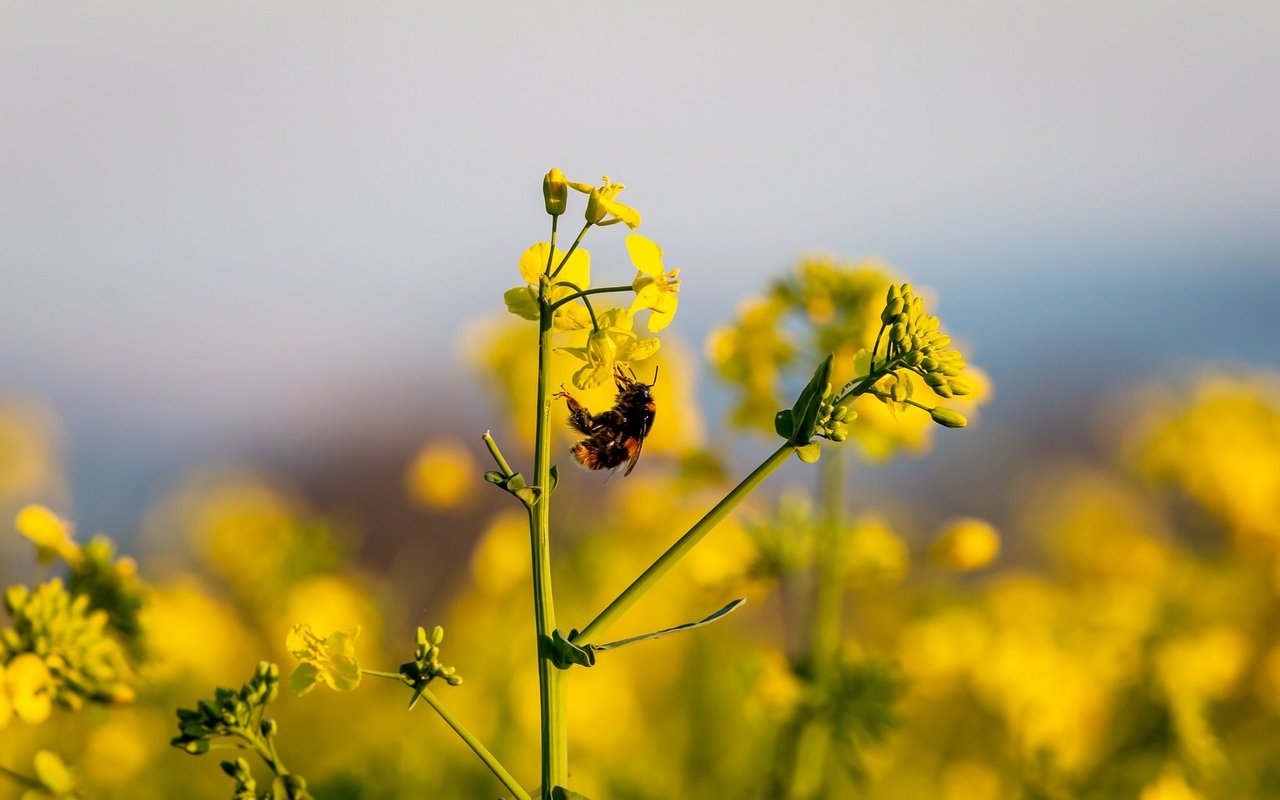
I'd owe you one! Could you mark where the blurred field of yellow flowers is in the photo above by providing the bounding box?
[3,174,1280,800]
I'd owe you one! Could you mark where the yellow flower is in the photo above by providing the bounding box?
[570,175,641,229]
[503,242,593,330]
[1,653,55,727]
[285,623,362,696]
[931,517,1001,571]
[406,439,478,510]
[627,234,680,332]
[15,505,81,566]
[557,307,660,389]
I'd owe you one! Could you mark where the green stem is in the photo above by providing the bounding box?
[546,284,635,313]
[575,443,795,646]
[482,431,517,477]
[533,281,568,797]
[548,280,600,331]
[0,764,41,790]
[548,222,591,280]
[418,686,532,800]
[810,445,846,677]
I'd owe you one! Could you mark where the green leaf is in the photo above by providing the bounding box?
[406,681,427,710]
[514,486,542,507]
[548,464,559,495]
[788,354,834,445]
[483,470,507,485]
[503,286,540,320]
[773,409,795,439]
[795,441,822,463]
[592,598,747,653]
[504,473,527,492]
[546,630,596,669]
[552,788,593,800]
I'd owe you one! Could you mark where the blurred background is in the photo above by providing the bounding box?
[2,2,1280,799]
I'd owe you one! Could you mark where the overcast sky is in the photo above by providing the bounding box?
[2,1,1278,524]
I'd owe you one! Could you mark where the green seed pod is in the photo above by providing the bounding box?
[930,407,968,428]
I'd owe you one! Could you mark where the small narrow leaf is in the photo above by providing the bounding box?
[548,465,559,495]
[552,788,593,800]
[483,470,507,485]
[592,598,747,653]
[546,630,595,669]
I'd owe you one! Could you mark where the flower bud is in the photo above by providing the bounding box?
[930,407,968,428]
[543,168,568,216]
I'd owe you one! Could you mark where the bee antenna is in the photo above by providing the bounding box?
[649,366,659,387]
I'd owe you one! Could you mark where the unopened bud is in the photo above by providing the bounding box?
[543,168,568,216]
[930,407,968,428]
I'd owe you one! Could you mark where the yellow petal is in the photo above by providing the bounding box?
[518,242,555,284]
[625,234,664,279]
[598,196,642,229]
[645,295,678,332]
[556,248,591,289]
[623,337,662,362]
[573,363,612,390]
[553,305,593,331]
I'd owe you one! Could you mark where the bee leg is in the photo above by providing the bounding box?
[556,393,596,436]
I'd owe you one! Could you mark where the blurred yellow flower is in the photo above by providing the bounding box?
[842,515,910,589]
[940,760,1001,800]
[503,242,593,330]
[0,653,54,727]
[1140,767,1204,800]
[0,398,61,502]
[406,439,478,510]
[1156,627,1249,701]
[15,504,81,566]
[626,234,680,332]
[930,517,1000,571]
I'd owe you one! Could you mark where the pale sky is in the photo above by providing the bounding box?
[2,1,1278,523]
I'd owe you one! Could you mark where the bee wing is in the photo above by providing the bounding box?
[622,415,653,477]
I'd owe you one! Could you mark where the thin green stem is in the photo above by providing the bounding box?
[482,431,517,477]
[866,389,933,412]
[545,216,559,275]
[548,221,591,281]
[417,686,532,800]
[549,280,600,331]
[546,284,634,313]
[575,443,795,646]
[0,764,41,790]
[361,668,409,682]
[533,279,568,797]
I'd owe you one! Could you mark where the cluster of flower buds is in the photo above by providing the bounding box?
[814,387,853,442]
[399,625,462,689]
[219,756,311,800]
[2,579,133,710]
[172,661,280,755]
[881,283,971,400]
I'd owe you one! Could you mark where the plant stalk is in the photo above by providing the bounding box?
[419,686,532,800]
[574,443,795,646]
[532,288,567,798]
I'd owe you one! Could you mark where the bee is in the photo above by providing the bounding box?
[553,365,657,476]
